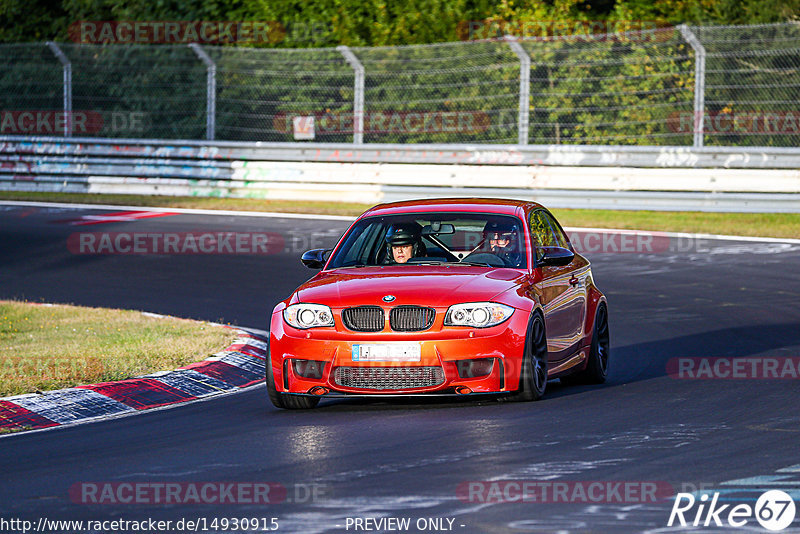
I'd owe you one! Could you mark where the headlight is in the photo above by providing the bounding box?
[283,304,334,329]
[444,302,514,328]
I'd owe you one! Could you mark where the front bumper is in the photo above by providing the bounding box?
[268,309,529,396]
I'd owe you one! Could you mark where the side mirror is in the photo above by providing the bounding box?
[538,246,574,267]
[301,248,329,269]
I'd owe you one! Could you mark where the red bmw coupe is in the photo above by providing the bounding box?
[267,198,609,409]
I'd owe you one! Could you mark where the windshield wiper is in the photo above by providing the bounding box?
[409,260,495,267]
[457,261,494,267]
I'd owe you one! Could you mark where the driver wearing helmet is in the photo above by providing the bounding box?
[384,223,426,264]
[483,221,522,267]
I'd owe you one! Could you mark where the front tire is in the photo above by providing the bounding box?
[510,312,548,402]
[266,352,320,410]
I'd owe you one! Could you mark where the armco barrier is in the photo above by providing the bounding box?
[4,136,800,167]
[2,136,800,212]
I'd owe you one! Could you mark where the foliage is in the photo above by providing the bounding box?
[1,0,797,47]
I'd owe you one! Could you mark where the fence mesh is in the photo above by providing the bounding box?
[0,22,798,146]
[208,47,354,142]
[62,43,207,139]
[0,44,64,134]
[354,41,520,144]
[521,26,694,145]
[694,23,800,147]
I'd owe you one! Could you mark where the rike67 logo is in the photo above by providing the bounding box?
[669,490,796,531]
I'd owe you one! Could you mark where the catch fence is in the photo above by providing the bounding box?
[1,23,798,147]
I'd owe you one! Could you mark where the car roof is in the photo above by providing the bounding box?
[361,198,545,218]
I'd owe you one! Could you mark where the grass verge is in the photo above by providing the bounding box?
[1,191,798,238]
[551,209,800,239]
[0,300,237,397]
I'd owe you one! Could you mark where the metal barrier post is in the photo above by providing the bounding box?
[189,44,216,141]
[337,45,365,144]
[678,25,706,149]
[505,36,530,145]
[46,42,72,137]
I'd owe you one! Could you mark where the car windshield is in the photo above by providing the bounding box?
[328,212,527,269]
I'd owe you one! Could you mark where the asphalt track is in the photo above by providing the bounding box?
[1,202,799,533]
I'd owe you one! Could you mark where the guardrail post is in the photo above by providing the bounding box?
[337,45,365,145]
[189,44,216,141]
[505,35,530,145]
[678,24,706,149]
[46,42,72,137]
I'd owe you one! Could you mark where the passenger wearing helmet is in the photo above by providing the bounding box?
[483,220,522,267]
[384,223,426,264]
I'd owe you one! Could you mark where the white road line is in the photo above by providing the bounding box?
[562,226,800,245]
[0,200,354,221]
[2,199,799,243]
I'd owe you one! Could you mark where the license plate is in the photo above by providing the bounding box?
[351,343,421,362]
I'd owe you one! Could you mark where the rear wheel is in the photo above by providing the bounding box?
[510,312,548,402]
[266,351,320,410]
[562,303,610,385]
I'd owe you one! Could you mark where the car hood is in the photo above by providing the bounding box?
[295,266,526,308]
